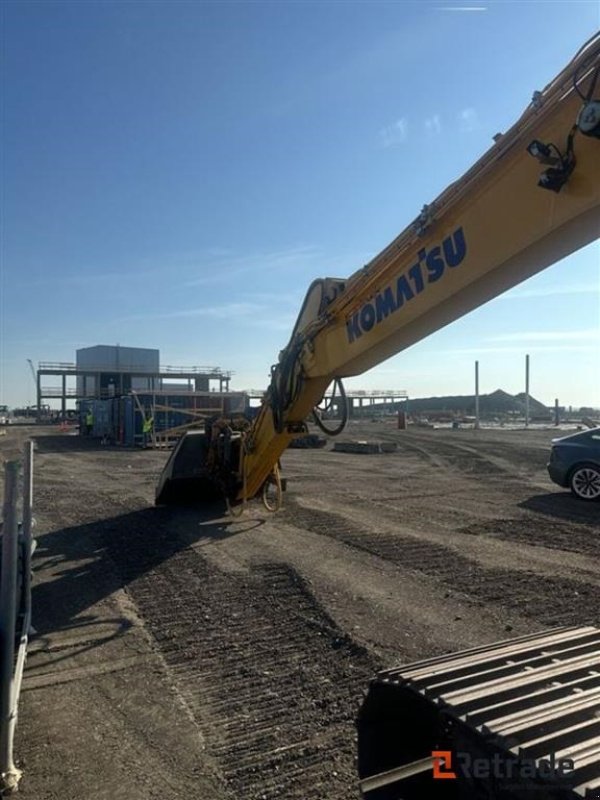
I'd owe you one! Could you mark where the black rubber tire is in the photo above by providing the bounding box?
[569,462,600,501]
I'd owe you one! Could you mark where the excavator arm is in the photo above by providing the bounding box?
[155,34,599,508]
[238,33,600,503]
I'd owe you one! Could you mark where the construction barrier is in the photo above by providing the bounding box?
[0,442,34,794]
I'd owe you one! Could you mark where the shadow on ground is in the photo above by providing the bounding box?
[33,434,150,455]
[519,492,600,526]
[32,503,262,638]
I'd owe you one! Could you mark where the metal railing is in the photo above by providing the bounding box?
[37,361,77,370]
[345,389,408,397]
[40,388,244,401]
[38,362,233,377]
[160,365,233,376]
[0,442,34,794]
[244,388,407,398]
[39,387,81,397]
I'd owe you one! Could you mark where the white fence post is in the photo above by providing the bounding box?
[0,461,22,792]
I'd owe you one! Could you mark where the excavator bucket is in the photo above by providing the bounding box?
[155,430,217,505]
[358,626,600,800]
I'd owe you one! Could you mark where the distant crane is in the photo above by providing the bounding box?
[26,359,37,415]
[26,359,36,386]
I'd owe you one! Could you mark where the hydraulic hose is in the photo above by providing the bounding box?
[261,463,283,512]
[312,378,348,437]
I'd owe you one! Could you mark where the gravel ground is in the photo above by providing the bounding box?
[4,421,599,799]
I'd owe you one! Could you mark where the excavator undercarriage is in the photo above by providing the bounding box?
[358,626,600,799]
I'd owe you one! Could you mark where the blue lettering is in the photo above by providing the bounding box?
[396,275,415,307]
[426,246,445,282]
[360,303,376,332]
[443,226,467,267]
[408,261,425,294]
[346,314,362,342]
[375,287,398,322]
[346,226,468,343]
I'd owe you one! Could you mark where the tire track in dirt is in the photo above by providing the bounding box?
[344,491,599,558]
[375,430,554,485]
[283,499,600,627]
[102,518,377,800]
[386,435,511,477]
[459,517,600,556]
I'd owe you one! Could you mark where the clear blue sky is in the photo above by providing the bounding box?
[1,0,599,409]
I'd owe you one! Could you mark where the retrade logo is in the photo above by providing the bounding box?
[432,750,456,779]
[431,750,574,782]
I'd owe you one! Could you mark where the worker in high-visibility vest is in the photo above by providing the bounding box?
[85,410,94,436]
[142,416,153,447]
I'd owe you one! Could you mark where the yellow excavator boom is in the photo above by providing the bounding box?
[238,34,600,502]
[155,34,599,509]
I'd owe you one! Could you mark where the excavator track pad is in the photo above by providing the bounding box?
[358,626,600,799]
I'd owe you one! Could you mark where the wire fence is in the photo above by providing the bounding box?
[0,441,34,794]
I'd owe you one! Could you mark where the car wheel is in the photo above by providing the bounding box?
[569,463,600,501]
